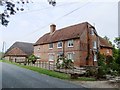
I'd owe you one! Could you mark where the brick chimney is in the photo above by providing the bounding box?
[50,24,56,34]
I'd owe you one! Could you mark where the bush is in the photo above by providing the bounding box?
[85,67,98,77]
[56,57,73,69]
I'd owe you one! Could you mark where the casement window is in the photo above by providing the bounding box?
[90,28,94,35]
[49,43,53,49]
[57,41,62,48]
[94,54,97,61]
[67,52,74,61]
[93,41,97,49]
[68,40,74,47]
[49,53,54,61]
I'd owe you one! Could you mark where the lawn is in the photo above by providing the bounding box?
[2,60,96,81]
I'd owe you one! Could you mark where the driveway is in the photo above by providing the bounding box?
[2,62,87,89]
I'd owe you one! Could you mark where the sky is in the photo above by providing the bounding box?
[0,0,119,52]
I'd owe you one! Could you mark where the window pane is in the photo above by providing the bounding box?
[49,43,53,49]
[49,54,54,61]
[67,53,74,61]
[93,41,97,49]
[57,41,62,48]
[68,40,73,47]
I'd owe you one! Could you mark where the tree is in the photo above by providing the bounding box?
[28,54,39,64]
[0,0,56,26]
[104,36,112,45]
[114,37,120,47]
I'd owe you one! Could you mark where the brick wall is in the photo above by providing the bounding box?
[100,48,112,56]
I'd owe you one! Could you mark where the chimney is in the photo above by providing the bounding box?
[50,24,56,34]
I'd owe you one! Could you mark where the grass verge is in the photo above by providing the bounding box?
[2,60,96,81]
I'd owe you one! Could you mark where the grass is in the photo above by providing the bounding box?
[2,60,96,81]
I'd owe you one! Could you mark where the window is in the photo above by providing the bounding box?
[93,41,97,49]
[67,53,74,61]
[90,28,94,35]
[57,52,64,64]
[94,54,97,61]
[49,43,53,49]
[107,49,110,53]
[37,48,40,51]
[49,54,54,61]
[68,40,74,47]
[57,41,62,48]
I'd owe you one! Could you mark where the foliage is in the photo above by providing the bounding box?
[2,60,70,80]
[85,67,98,77]
[0,0,56,26]
[114,37,120,46]
[28,54,39,64]
[56,57,73,69]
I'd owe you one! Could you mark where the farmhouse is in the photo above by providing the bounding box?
[4,42,34,63]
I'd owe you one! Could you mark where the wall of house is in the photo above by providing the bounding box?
[34,26,99,67]
[4,56,26,62]
[100,47,112,56]
[34,39,82,66]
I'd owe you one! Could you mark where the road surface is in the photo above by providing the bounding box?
[1,62,87,89]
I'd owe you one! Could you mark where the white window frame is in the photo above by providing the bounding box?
[94,54,97,61]
[48,53,55,61]
[68,40,74,47]
[49,43,53,49]
[57,41,63,48]
[93,41,97,49]
[67,52,75,62]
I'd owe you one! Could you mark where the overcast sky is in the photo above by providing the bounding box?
[0,0,119,52]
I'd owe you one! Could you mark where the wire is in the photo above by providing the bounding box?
[16,2,79,15]
[19,2,91,40]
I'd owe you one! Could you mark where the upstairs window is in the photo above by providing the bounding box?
[90,28,94,35]
[68,40,74,47]
[49,43,53,49]
[93,41,97,49]
[57,41,62,48]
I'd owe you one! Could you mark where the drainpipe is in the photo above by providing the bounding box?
[86,24,90,65]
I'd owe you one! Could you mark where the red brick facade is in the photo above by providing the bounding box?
[34,22,100,67]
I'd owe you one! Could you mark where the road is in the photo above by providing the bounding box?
[1,62,87,89]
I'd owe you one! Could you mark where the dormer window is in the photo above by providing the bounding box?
[49,43,53,49]
[68,40,74,47]
[57,41,62,48]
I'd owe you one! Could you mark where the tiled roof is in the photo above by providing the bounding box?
[5,42,34,56]
[99,37,113,48]
[35,22,93,45]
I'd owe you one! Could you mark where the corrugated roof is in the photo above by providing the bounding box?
[35,22,92,45]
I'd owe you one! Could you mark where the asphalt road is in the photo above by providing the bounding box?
[1,62,87,89]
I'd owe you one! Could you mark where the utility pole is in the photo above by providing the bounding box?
[1,41,5,60]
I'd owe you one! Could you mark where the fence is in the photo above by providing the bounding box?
[25,60,86,75]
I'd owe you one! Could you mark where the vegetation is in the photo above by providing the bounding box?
[56,57,73,69]
[0,0,56,26]
[28,54,39,64]
[2,60,96,81]
[85,37,120,79]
